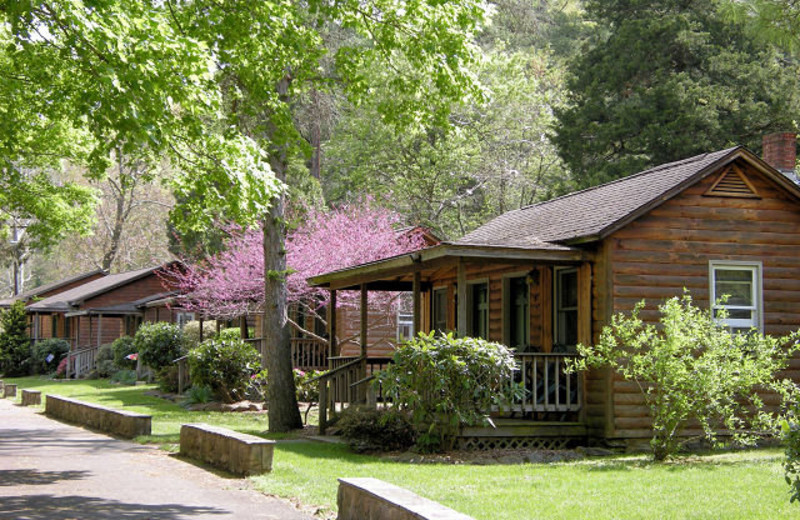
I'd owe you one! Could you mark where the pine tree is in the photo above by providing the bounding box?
[0,301,31,376]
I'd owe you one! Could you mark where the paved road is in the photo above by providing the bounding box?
[0,398,313,520]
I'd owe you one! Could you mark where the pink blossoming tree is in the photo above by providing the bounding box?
[165,200,430,342]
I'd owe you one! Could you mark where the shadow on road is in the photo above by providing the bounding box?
[0,469,90,487]
[0,494,230,519]
[0,428,147,455]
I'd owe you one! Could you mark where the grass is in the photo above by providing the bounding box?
[6,375,799,519]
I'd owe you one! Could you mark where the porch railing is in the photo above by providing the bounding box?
[511,353,582,413]
[317,356,393,434]
[66,345,99,379]
[291,338,328,371]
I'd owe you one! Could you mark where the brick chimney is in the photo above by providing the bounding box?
[762,132,798,183]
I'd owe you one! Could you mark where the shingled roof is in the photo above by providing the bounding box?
[27,266,162,313]
[0,269,106,308]
[455,146,743,247]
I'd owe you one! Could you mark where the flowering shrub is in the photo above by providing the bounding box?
[54,357,68,378]
[294,368,323,424]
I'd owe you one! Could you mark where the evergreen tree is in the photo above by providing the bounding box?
[553,0,800,188]
[0,301,31,376]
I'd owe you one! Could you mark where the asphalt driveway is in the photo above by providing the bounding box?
[0,398,312,520]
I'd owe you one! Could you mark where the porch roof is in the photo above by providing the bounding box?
[307,242,589,291]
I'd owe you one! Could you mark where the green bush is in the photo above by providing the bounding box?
[378,332,520,452]
[188,337,261,403]
[181,385,214,408]
[133,322,186,370]
[294,368,323,425]
[215,327,244,342]
[111,336,137,370]
[570,293,800,461]
[246,368,269,402]
[182,320,217,347]
[156,365,180,393]
[0,301,31,376]
[31,338,70,374]
[95,343,117,377]
[338,407,417,453]
[110,369,137,385]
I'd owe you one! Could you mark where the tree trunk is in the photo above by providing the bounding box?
[263,169,302,432]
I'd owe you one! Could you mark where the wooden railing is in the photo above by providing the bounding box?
[291,338,328,371]
[511,353,582,414]
[317,356,393,434]
[66,345,100,379]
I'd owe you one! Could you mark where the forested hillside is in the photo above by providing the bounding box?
[4,0,800,291]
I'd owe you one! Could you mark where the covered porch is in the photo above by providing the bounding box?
[308,242,595,443]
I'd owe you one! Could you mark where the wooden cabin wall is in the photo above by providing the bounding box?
[605,160,800,441]
[584,241,613,439]
[337,303,399,358]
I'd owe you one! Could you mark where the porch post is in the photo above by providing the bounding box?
[240,315,248,339]
[360,284,368,359]
[457,258,467,337]
[412,271,422,336]
[33,313,39,343]
[199,318,204,342]
[328,289,337,368]
[97,314,102,347]
[88,315,93,349]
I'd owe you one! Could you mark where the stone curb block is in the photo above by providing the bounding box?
[45,394,151,438]
[3,384,17,398]
[337,477,476,520]
[21,389,42,406]
[179,423,275,477]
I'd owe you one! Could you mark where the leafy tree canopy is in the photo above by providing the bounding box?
[553,0,800,188]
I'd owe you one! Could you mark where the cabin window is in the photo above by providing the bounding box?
[432,287,448,333]
[397,311,414,342]
[468,282,489,340]
[710,261,762,332]
[51,315,59,338]
[65,316,71,339]
[503,276,529,350]
[554,267,578,348]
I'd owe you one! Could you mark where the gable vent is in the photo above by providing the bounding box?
[705,165,760,198]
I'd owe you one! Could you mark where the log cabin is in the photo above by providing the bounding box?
[308,136,800,449]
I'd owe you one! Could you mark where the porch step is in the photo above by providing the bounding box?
[461,420,586,438]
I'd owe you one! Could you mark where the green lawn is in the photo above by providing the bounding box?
[6,376,799,519]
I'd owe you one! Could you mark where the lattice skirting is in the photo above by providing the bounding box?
[457,436,574,451]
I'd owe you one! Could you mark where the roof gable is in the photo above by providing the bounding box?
[455,147,800,248]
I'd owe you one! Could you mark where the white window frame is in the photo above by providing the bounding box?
[397,311,414,342]
[553,266,579,347]
[709,260,763,332]
[176,312,195,330]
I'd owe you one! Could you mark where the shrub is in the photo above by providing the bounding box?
[31,338,70,374]
[95,344,117,378]
[182,320,217,347]
[156,365,180,393]
[570,293,800,461]
[111,336,137,370]
[54,357,68,378]
[181,385,214,408]
[133,322,186,370]
[216,327,244,342]
[0,301,31,376]
[338,407,417,453]
[110,369,137,385]
[246,369,269,402]
[188,337,261,403]
[377,332,520,452]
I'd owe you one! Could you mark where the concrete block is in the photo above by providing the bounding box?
[21,389,41,406]
[3,384,17,398]
[44,394,151,438]
[179,423,275,476]
[337,478,475,520]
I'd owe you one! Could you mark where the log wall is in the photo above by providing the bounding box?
[605,160,800,440]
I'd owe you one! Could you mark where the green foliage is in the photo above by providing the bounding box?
[109,369,137,386]
[338,406,417,453]
[378,332,520,452]
[31,338,69,374]
[95,343,117,378]
[156,365,180,393]
[246,368,269,403]
[553,0,800,188]
[181,385,215,408]
[215,327,244,342]
[111,336,137,370]
[782,410,800,503]
[569,293,800,461]
[133,322,186,371]
[187,337,261,403]
[0,301,31,376]
[181,320,217,348]
[294,368,323,425]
